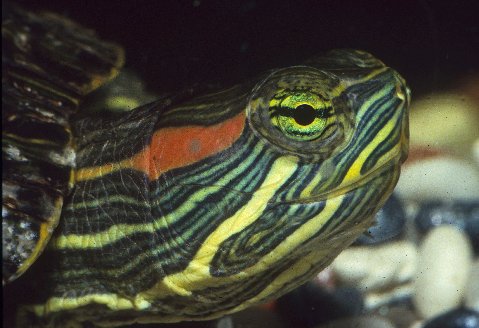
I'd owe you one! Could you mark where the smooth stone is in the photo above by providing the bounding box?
[473,138,479,166]
[276,282,363,327]
[313,266,336,290]
[365,283,415,310]
[395,156,479,202]
[355,194,406,245]
[226,306,287,328]
[404,147,445,163]
[422,308,479,328]
[413,226,473,319]
[415,201,476,232]
[332,240,417,292]
[316,315,396,328]
[465,261,479,311]
[414,200,479,253]
[409,93,479,157]
[381,304,419,328]
[460,76,479,105]
[466,217,479,254]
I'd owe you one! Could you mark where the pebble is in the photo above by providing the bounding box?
[381,304,419,328]
[395,156,479,202]
[414,200,479,253]
[332,240,417,292]
[473,138,479,166]
[224,306,287,328]
[316,315,396,328]
[466,217,479,254]
[355,194,406,245]
[409,93,479,158]
[413,226,473,319]
[422,308,479,328]
[415,201,478,232]
[313,266,336,290]
[365,283,415,310]
[276,282,363,327]
[465,261,479,311]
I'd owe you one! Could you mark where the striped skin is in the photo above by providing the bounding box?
[22,50,409,326]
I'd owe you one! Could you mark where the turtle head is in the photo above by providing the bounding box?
[139,50,409,319]
[247,49,410,203]
[228,50,410,280]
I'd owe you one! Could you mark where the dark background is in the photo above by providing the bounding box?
[13,0,479,97]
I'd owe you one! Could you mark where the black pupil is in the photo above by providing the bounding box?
[293,104,316,126]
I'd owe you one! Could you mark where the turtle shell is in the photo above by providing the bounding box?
[2,3,125,284]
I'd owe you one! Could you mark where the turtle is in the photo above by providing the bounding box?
[2,4,410,327]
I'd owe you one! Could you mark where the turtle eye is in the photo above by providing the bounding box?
[247,66,352,161]
[269,91,335,141]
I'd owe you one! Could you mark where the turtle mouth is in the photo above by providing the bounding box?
[287,151,404,205]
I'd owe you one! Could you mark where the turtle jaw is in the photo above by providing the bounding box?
[287,153,404,206]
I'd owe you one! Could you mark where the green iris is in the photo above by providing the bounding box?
[270,91,334,141]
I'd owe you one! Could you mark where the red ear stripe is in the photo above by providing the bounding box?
[130,111,246,180]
